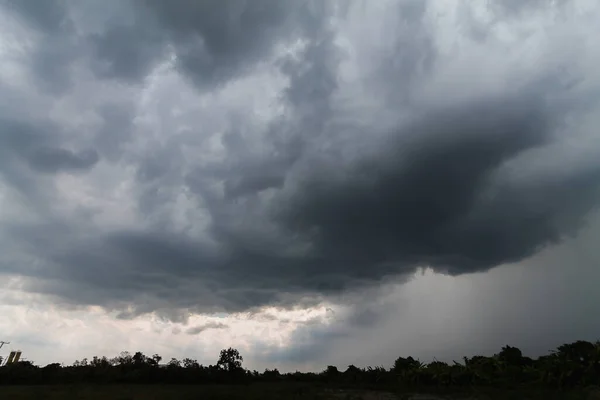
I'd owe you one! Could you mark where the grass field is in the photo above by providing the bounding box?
[0,384,599,400]
[0,384,396,400]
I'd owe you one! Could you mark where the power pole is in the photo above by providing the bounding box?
[0,341,9,367]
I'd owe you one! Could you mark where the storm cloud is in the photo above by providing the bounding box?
[1,0,600,325]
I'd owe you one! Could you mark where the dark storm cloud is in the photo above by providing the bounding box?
[0,0,80,94]
[0,119,99,175]
[185,322,228,335]
[224,172,285,200]
[20,88,600,318]
[2,0,600,321]
[93,103,136,162]
[145,0,329,88]
[1,0,72,34]
[0,0,154,88]
[278,94,555,273]
[85,0,333,88]
[29,37,80,94]
[88,23,166,83]
[28,147,99,173]
[1,0,331,90]
[0,116,101,228]
[213,22,342,201]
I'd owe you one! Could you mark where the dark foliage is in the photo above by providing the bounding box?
[1,341,600,390]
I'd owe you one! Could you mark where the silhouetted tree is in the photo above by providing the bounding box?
[149,354,162,367]
[132,352,147,366]
[167,358,181,369]
[216,348,243,372]
[116,351,133,366]
[3,340,600,389]
[90,356,111,368]
[73,358,88,367]
[182,358,200,369]
[497,345,524,366]
[393,356,422,372]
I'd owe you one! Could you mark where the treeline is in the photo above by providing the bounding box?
[1,341,600,389]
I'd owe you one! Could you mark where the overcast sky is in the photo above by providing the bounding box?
[1,0,600,371]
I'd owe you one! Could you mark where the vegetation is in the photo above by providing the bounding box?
[2,341,600,398]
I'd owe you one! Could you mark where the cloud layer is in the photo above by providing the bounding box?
[1,0,600,321]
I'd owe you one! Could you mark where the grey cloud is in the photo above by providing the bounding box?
[88,23,166,83]
[297,316,327,328]
[26,85,600,314]
[28,147,99,173]
[29,36,80,94]
[1,0,72,34]
[487,0,569,17]
[458,0,571,44]
[199,90,598,309]
[368,0,436,105]
[147,0,331,89]
[1,0,81,94]
[210,129,292,201]
[23,82,600,309]
[224,173,285,200]
[345,306,388,329]
[0,117,104,286]
[0,119,98,175]
[94,103,136,162]
[185,322,228,335]
[253,303,385,368]
[256,324,348,366]
[217,24,342,201]
[2,0,600,324]
[3,0,329,91]
[276,93,565,273]
[81,0,334,88]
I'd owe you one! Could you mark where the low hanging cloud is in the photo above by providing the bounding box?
[185,322,229,336]
[1,0,600,320]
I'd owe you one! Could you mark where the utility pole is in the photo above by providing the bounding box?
[0,341,9,367]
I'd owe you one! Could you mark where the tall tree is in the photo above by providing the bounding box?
[216,347,243,372]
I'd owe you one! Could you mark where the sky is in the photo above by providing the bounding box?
[0,0,600,371]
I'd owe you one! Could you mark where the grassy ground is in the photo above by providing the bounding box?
[0,383,392,400]
[0,384,599,400]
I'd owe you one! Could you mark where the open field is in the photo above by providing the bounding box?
[1,384,600,400]
[0,384,395,400]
